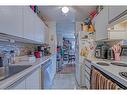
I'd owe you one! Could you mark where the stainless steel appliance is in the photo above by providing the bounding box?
[95,44,108,59]
[107,48,115,60]
[95,48,101,58]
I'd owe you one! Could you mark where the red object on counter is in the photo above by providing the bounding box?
[31,6,35,11]
[34,51,41,58]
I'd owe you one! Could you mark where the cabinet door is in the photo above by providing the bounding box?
[50,54,56,81]
[23,6,35,40]
[25,68,41,89]
[0,6,23,37]
[12,80,26,89]
[108,31,126,40]
[7,78,26,89]
[34,15,45,43]
[109,6,127,23]
[95,7,108,40]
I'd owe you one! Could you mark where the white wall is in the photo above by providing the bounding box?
[56,22,75,46]
[56,32,63,46]
[46,22,57,54]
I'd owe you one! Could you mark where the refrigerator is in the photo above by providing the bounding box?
[75,23,95,87]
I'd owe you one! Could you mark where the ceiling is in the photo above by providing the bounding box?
[38,6,96,39]
[39,6,96,22]
[56,22,75,38]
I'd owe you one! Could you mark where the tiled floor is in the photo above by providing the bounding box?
[51,73,77,89]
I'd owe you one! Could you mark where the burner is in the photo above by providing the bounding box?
[96,62,109,66]
[119,72,127,79]
[111,62,127,67]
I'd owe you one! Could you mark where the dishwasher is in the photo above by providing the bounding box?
[41,59,52,89]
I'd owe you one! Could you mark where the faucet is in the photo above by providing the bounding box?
[2,51,11,67]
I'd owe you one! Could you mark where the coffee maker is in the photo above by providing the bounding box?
[95,44,109,59]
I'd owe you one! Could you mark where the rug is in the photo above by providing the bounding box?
[58,64,75,74]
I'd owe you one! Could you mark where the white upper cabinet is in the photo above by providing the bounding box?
[23,6,47,43]
[34,15,45,43]
[23,6,36,41]
[94,7,108,41]
[0,6,47,43]
[108,6,127,23]
[0,6,23,37]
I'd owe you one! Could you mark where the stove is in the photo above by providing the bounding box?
[111,62,127,67]
[119,72,127,79]
[96,62,110,66]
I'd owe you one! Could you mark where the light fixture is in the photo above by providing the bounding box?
[61,7,69,14]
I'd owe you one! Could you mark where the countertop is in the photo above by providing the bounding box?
[84,57,127,88]
[0,55,53,89]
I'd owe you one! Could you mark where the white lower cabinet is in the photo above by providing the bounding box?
[7,67,41,89]
[10,80,26,89]
[25,68,41,89]
[50,54,56,81]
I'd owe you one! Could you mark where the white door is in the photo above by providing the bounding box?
[0,6,23,37]
[23,6,35,41]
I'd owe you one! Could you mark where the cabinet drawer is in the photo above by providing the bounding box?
[85,70,90,81]
[85,78,90,89]
[85,66,91,74]
[85,63,91,69]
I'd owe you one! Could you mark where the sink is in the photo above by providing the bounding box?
[96,62,110,66]
[111,62,127,67]
[0,65,32,81]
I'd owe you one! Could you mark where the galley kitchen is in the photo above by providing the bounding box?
[0,6,127,90]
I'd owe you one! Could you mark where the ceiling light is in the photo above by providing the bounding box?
[61,7,69,14]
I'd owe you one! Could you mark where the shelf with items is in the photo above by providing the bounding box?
[56,46,63,72]
[63,38,72,62]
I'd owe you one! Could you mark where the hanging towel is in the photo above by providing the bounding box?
[91,67,118,89]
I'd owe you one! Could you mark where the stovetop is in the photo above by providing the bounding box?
[119,72,127,79]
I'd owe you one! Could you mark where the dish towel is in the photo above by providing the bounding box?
[91,67,118,89]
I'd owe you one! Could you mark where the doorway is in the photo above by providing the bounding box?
[56,22,76,74]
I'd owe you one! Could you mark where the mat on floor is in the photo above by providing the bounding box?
[58,64,75,74]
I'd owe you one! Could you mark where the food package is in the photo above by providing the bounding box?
[88,24,95,32]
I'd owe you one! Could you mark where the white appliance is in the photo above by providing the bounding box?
[75,22,95,87]
[41,60,52,89]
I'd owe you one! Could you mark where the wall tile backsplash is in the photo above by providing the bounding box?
[0,41,36,57]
